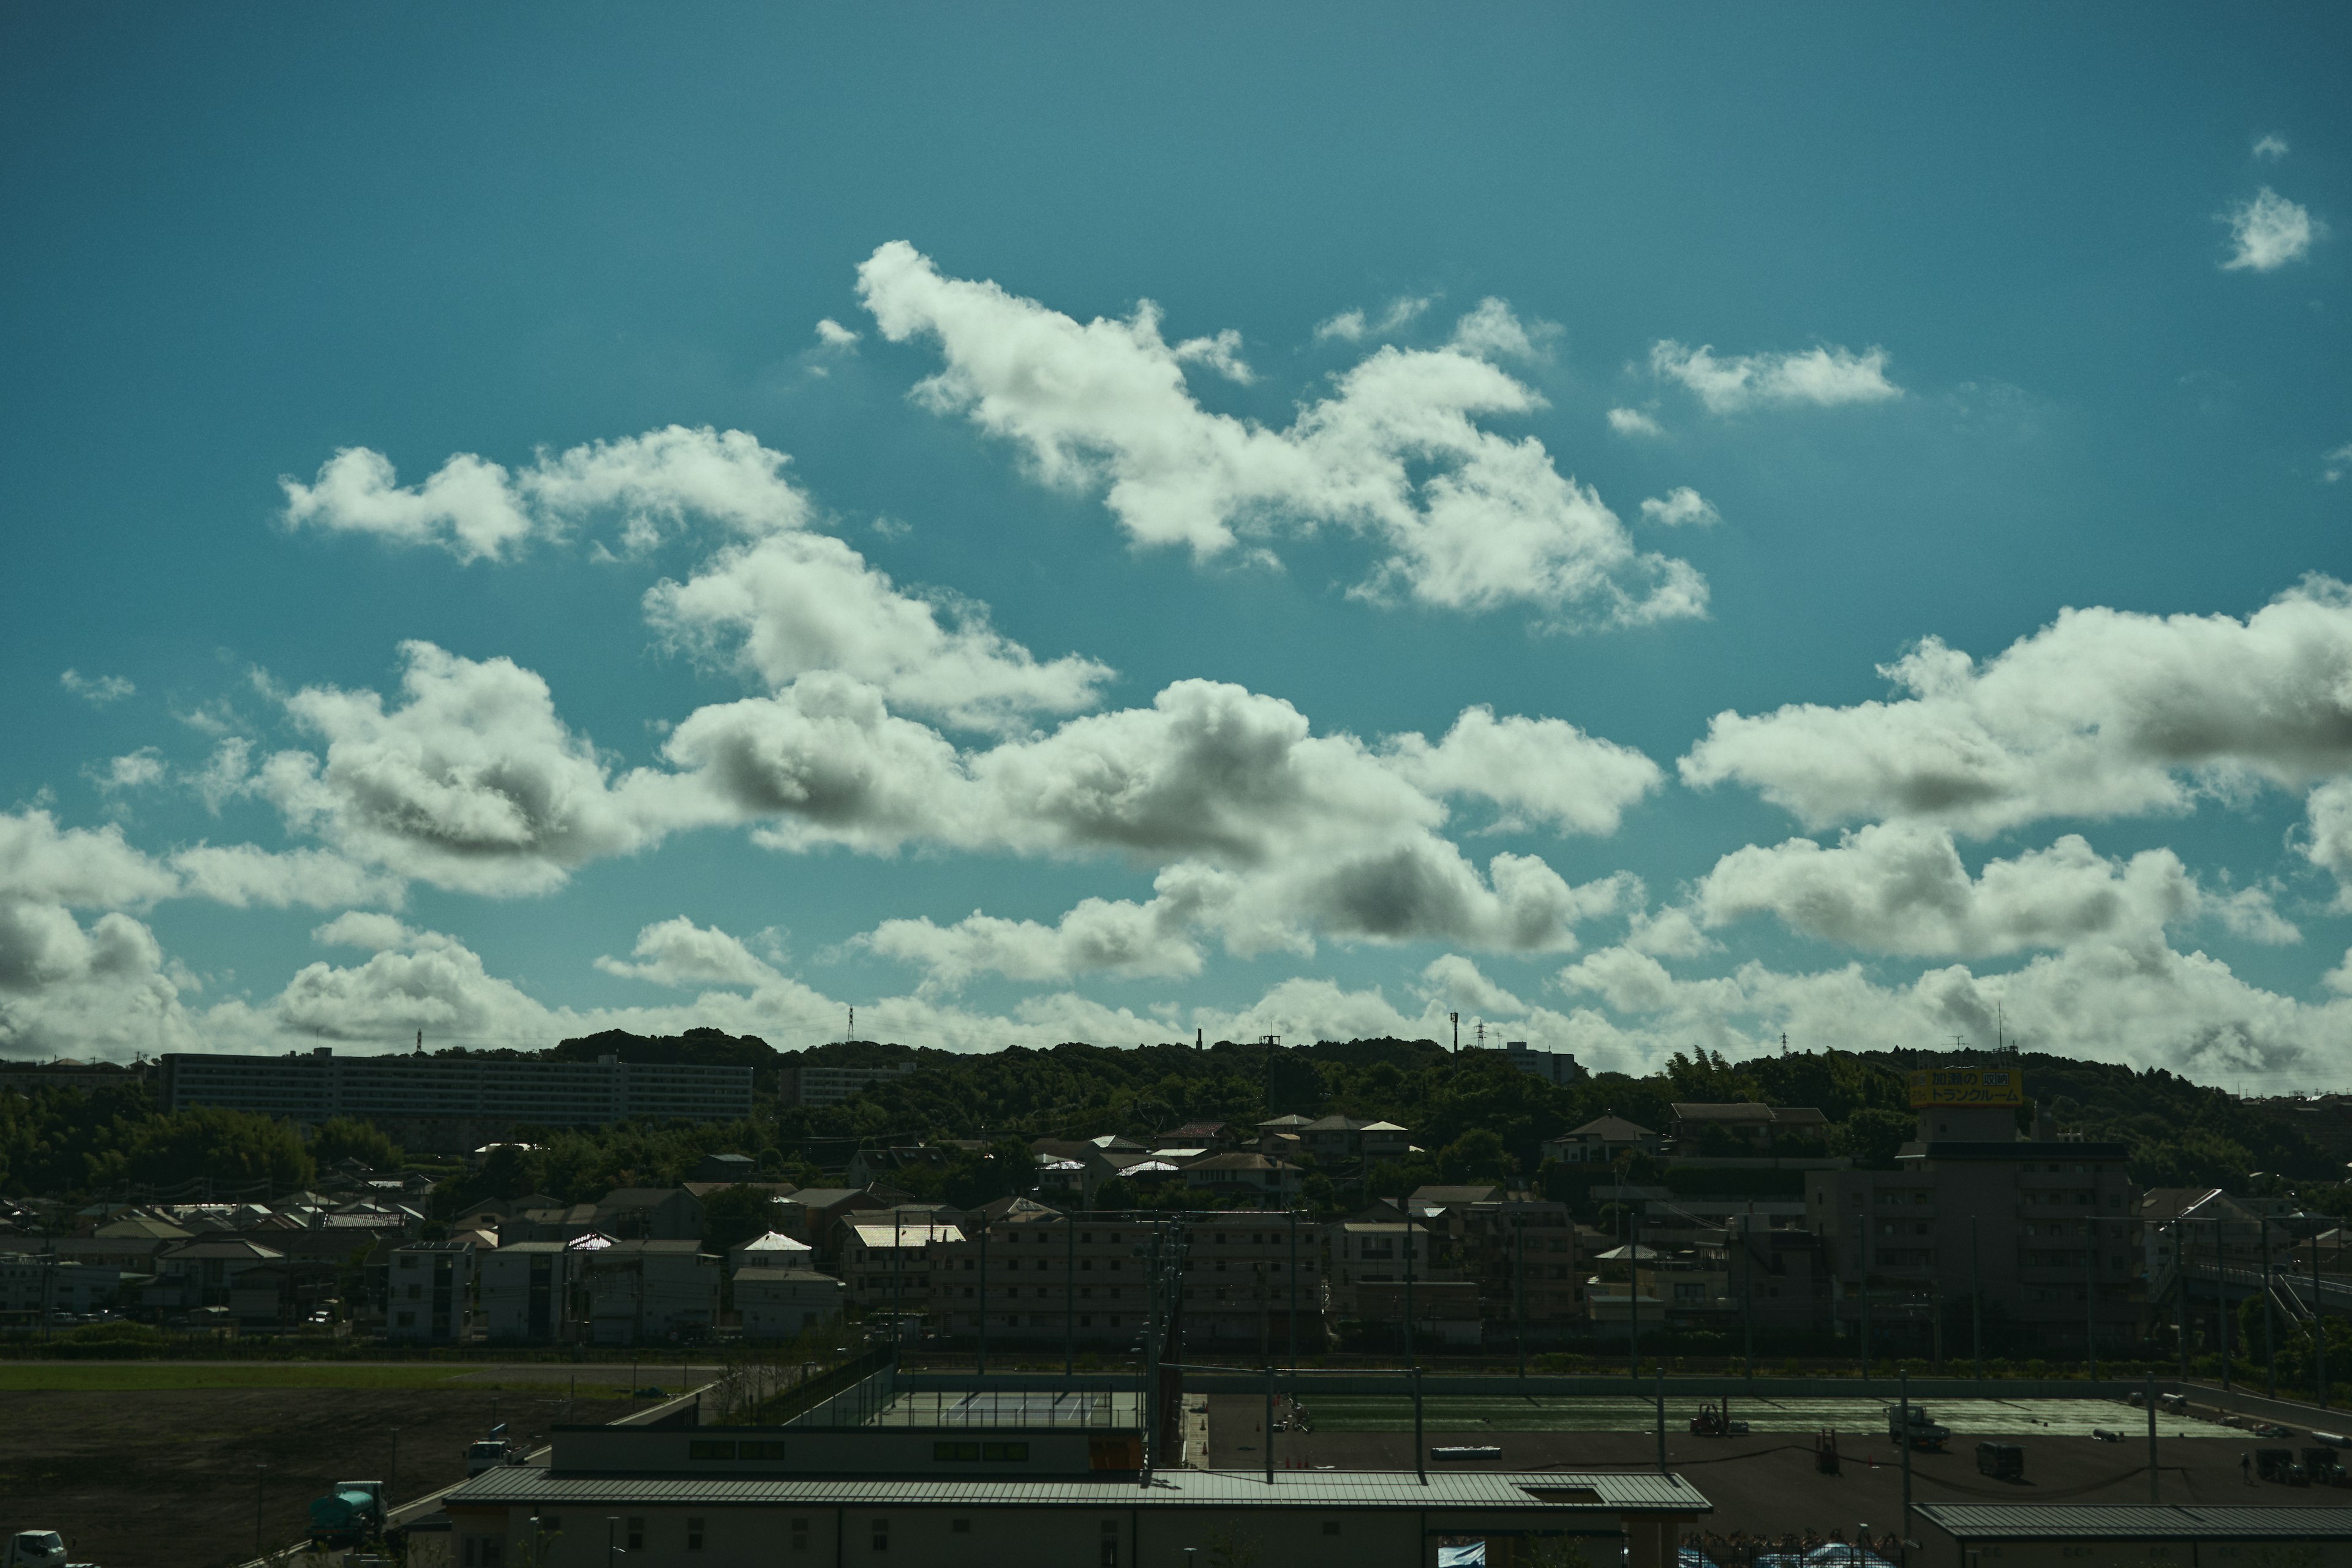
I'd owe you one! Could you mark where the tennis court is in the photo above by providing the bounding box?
[1293,1393,2238,1438]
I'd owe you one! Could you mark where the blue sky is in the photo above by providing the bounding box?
[4,7,2349,1087]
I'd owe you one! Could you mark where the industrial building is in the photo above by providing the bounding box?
[1910,1503,2352,1567]
[441,1400,1711,1568]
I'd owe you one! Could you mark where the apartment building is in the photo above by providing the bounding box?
[736,1267,845,1339]
[1324,1208,1458,1317]
[1806,1093,2138,1351]
[840,1213,965,1319]
[577,1239,721,1345]
[1452,1195,1580,1330]
[479,1241,581,1342]
[1498,1041,1586,1087]
[387,1239,477,1343]
[157,1049,754,1137]
[782,1060,918,1107]
[0,1253,127,1322]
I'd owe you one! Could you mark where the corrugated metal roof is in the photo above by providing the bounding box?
[448,1469,1707,1513]
[1916,1504,2352,1540]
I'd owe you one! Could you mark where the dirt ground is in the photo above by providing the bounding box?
[0,1387,578,1568]
[1205,1395,2352,1542]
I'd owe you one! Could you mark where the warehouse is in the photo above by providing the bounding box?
[1911,1503,2352,1567]
[441,1420,1710,1567]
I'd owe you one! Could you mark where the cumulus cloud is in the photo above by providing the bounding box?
[94,749,166,793]
[1418,952,1528,1017]
[1694,822,2291,958]
[594,916,782,989]
[856,241,1703,627]
[1607,407,1665,437]
[1555,928,2352,1086]
[814,318,861,348]
[644,530,1110,733]
[170,845,404,910]
[2254,134,2290,161]
[1681,578,2352,849]
[61,669,134,706]
[1649,340,1902,414]
[282,425,807,562]
[256,641,669,896]
[2223,188,2320,272]
[1378,706,1662,835]
[863,898,1205,991]
[1638,488,1720,528]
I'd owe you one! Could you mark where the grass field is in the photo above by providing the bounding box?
[1294,1393,2242,1438]
[0,1362,635,1393]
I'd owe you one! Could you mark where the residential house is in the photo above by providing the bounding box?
[149,1238,285,1315]
[1670,1102,1830,1156]
[1182,1152,1302,1208]
[592,1187,707,1242]
[1541,1116,1661,1167]
[479,1241,581,1343]
[728,1231,816,1275]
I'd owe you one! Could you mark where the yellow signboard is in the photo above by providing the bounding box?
[1909,1067,2023,1108]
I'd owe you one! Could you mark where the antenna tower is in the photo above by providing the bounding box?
[1449,1012,1460,1052]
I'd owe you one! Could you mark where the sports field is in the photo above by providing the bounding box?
[1294,1393,2241,1438]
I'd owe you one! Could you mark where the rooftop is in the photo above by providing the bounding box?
[1915,1504,2352,1541]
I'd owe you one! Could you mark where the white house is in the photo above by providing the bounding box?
[734,1267,845,1339]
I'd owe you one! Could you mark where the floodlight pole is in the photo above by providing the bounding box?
[977,1223,988,1376]
[1515,1211,1526,1381]
[2315,1220,2330,1410]
[2262,1214,2276,1399]
[2216,1217,2231,1392]
[1899,1370,1912,1567]
[1970,1218,1982,1382]
[2086,1217,2098,1383]
[1065,1215,1075,1377]
[2145,1373,2158,1504]
[1654,1360,1666,1472]
[2175,1220,2188,1385]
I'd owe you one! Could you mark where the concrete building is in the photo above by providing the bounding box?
[783,1060,918,1107]
[576,1238,720,1345]
[479,1241,581,1342]
[387,1239,477,1343]
[0,1252,129,1322]
[1179,1152,1302,1207]
[1498,1040,1585,1087]
[592,1187,707,1242]
[733,1267,843,1339]
[1806,1088,2138,1352]
[1324,1210,1458,1319]
[840,1214,965,1319]
[156,1048,754,1145]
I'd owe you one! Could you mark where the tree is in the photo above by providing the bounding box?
[703,1184,788,1256]
[311,1117,403,1172]
[1833,1109,1915,1170]
[1436,1128,1517,1186]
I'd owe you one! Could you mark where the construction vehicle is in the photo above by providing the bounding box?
[4,1532,67,1568]
[1886,1404,1951,1451]
[467,1423,520,1477]
[307,1480,386,1548]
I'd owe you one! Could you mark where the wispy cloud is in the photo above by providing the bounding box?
[61,669,135,706]
[1607,406,1665,437]
[2223,187,2320,271]
[2324,443,2352,484]
[1638,488,1721,528]
[1650,340,1902,414]
[2253,134,2290,162]
[1314,294,1433,343]
[814,317,861,348]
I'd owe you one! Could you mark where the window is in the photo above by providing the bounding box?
[627,1520,645,1552]
[1101,1520,1121,1566]
[791,1519,810,1553]
[690,1440,737,1460]
[687,1518,705,1551]
[741,1440,787,1460]
[935,1441,982,1460]
[872,1519,889,1553]
[982,1441,1030,1461]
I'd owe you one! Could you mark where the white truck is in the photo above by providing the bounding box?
[3,1532,67,1568]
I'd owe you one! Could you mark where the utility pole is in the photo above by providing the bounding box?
[1404,1215,1418,1370]
[1515,1211,1526,1380]
[1899,1370,1913,1566]
[2086,1217,2098,1382]
[2217,1217,2231,1391]
[1970,1218,1983,1382]
[2263,1213,2276,1399]
[1065,1215,1075,1378]
[1654,1361,1667,1472]
[2176,1219,2190,1385]
[977,1223,988,1376]
[1741,1215,1755,1381]
[2145,1373,2159,1504]
[2315,1219,2329,1409]
[1449,1013,1459,1053]
[1287,1208,1298,1363]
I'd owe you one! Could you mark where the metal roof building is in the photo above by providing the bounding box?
[1912,1503,2352,1567]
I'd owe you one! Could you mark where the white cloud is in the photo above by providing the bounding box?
[0,810,180,911]
[1448,298,1544,360]
[1694,822,2290,958]
[2254,135,2290,162]
[856,241,1702,627]
[282,425,807,562]
[643,530,1111,733]
[1681,578,2352,842]
[2323,443,2352,484]
[863,899,1205,991]
[1170,328,1255,385]
[170,845,404,910]
[1649,340,1902,414]
[1638,488,1720,528]
[2304,778,2352,907]
[2223,188,2320,272]
[61,669,135,706]
[193,738,254,813]
[1314,295,1434,344]
[1378,706,1663,835]
[257,641,669,896]
[814,317,861,348]
[1607,407,1665,438]
[1555,930,2352,1087]
[1417,952,1528,1017]
[594,916,782,989]
[94,749,167,793]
